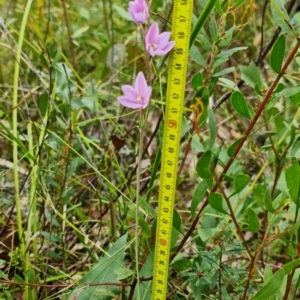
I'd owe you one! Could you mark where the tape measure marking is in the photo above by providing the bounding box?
[152,0,193,299]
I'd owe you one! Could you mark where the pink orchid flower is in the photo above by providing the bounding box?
[145,22,176,57]
[117,72,152,109]
[128,0,149,24]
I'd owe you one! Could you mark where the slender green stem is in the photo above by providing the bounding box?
[12,1,33,299]
[135,109,144,299]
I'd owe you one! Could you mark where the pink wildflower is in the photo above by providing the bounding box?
[117,72,152,109]
[145,22,175,57]
[128,0,149,24]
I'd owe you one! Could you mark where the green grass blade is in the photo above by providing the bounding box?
[189,0,217,49]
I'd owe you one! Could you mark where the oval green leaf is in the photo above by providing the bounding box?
[249,268,285,300]
[191,181,208,218]
[231,173,250,195]
[290,91,300,107]
[230,91,254,119]
[170,259,192,271]
[208,193,228,214]
[246,208,260,232]
[270,34,286,73]
[227,137,244,157]
[191,72,203,91]
[196,151,213,179]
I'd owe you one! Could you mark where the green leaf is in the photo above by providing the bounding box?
[230,91,254,119]
[291,136,300,156]
[38,93,48,117]
[249,268,285,300]
[254,184,266,208]
[173,209,182,233]
[190,0,217,48]
[191,73,203,91]
[276,85,300,99]
[285,157,300,205]
[170,259,192,271]
[68,234,127,300]
[213,66,235,77]
[289,91,300,107]
[234,0,246,6]
[265,189,275,212]
[140,197,156,217]
[208,193,228,214]
[0,270,8,280]
[270,34,286,73]
[283,258,300,275]
[198,228,221,242]
[196,151,213,179]
[209,18,218,42]
[113,5,132,21]
[227,137,244,157]
[219,27,234,48]
[138,217,151,238]
[114,268,135,281]
[240,61,263,88]
[215,46,247,59]
[189,45,207,67]
[213,57,230,68]
[191,181,208,218]
[199,33,212,52]
[215,0,223,14]
[270,0,294,36]
[245,208,260,232]
[231,173,250,195]
[264,265,273,282]
[208,108,217,149]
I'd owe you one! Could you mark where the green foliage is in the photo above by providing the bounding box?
[270,34,286,73]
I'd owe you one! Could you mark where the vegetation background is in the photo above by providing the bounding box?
[0,0,299,299]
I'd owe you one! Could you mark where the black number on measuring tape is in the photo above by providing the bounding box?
[167,160,173,166]
[174,78,180,85]
[173,92,179,99]
[178,32,184,39]
[175,63,182,70]
[166,172,172,178]
[165,185,171,190]
[171,107,178,113]
[181,0,187,5]
[164,196,169,201]
[176,48,183,55]
[163,218,168,223]
[169,134,175,140]
[179,15,186,22]
[168,147,174,153]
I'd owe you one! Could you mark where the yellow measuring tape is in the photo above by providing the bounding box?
[152,0,193,299]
